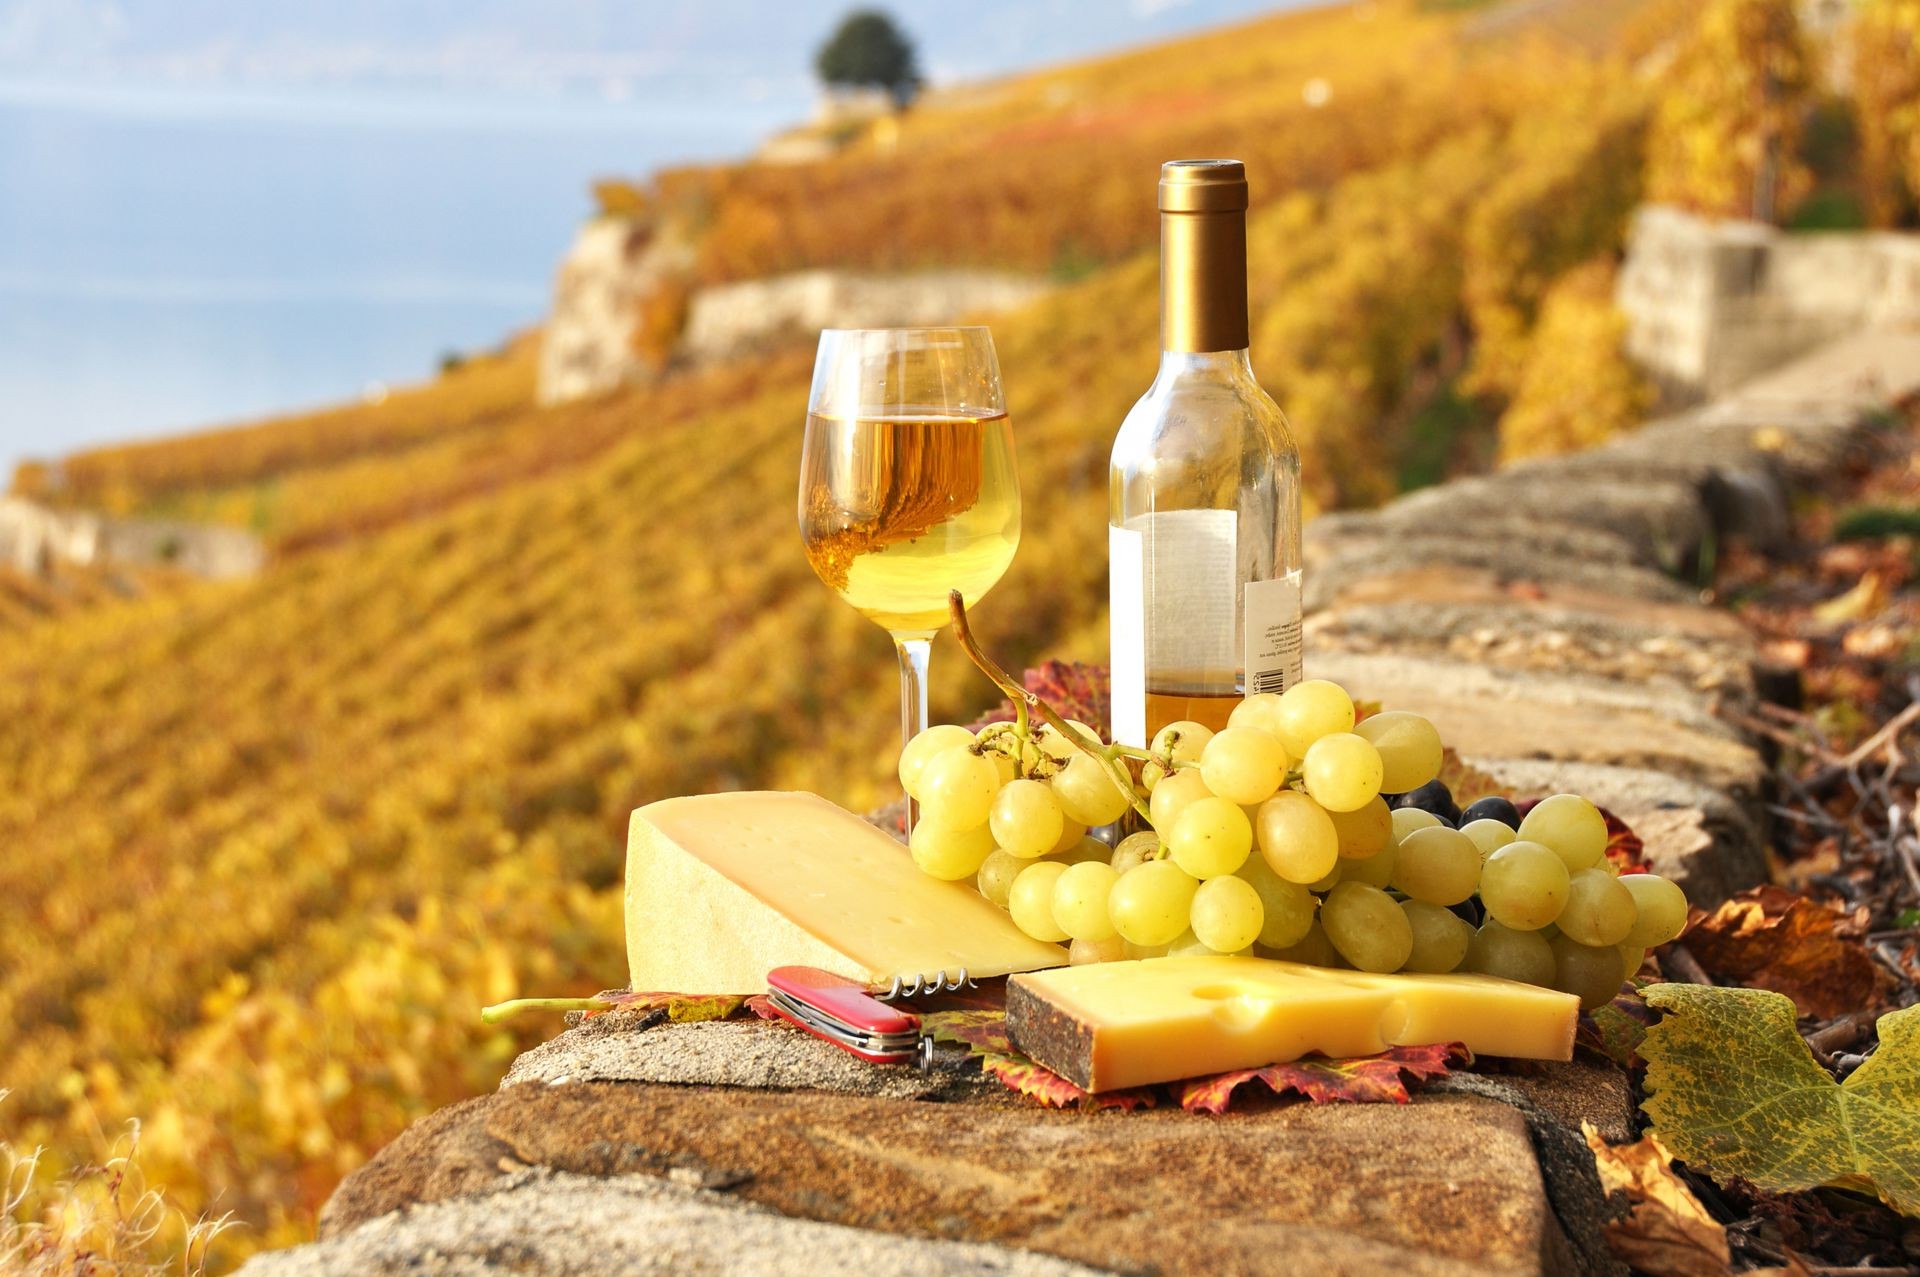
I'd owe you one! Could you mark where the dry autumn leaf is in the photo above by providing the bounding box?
[1176,1043,1465,1113]
[1679,886,1891,1019]
[1583,1123,1732,1277]
[1641,984,1920,1217]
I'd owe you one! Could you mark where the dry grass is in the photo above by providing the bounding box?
[2,1094,232,1276]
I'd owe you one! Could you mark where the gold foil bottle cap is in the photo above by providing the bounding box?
[1159,159,1248,213]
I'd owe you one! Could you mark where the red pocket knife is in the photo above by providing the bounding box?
[764,966,938,1067]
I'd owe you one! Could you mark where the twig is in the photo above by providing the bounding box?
[1842,699,1920,769]
[947,591,1150,825]
[1661,945,1715,986]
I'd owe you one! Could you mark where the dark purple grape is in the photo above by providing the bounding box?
[1461,795,1521,830]
[1392,779,1460,825]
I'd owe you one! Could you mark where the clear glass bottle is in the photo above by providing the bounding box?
[1108,159,1302,748]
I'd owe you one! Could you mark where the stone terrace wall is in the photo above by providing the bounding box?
[242,327,1920,1277]
[0,496,263,580]
[1618,204,1920,401]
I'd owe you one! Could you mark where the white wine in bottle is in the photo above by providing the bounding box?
[1108,159,1302,747]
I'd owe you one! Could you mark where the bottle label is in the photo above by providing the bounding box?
[1108,524,1147,748]
[1244,573,1303,695]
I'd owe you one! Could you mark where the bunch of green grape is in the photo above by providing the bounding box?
[898,679,1690,1010]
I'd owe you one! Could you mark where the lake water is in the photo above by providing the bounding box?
[0,82,794,473]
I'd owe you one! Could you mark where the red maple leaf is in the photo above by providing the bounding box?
[920,1008,1014,1055]
[979,1054,1157,1111]
[1174,1042,1467,1113]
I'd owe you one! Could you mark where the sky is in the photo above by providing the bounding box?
[0,1,1302,473]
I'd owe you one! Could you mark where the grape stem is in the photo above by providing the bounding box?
[947,590,1152,825]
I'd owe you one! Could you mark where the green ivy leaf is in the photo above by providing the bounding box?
[1640,983,1920,1217]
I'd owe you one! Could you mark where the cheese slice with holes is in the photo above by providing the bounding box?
[626,791,1067,994]
[1006,955,1579,1091]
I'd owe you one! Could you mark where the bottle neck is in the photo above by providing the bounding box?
[1153,347,1257,383]
[1160,205,1249,354]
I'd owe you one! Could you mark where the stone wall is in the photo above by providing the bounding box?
[1616,204,1920,401]
[534,215,1049,405]
[0,496,264,579]
[679,270,1051,362]
[242,328,1920,1277]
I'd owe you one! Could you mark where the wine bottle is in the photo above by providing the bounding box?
[1108,159,1302,747]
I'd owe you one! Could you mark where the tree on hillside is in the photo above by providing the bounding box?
[1645,0,1813,223]
[815,9,921,106]
[1851,0,1920,227]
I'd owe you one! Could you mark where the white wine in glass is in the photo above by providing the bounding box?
[799,328,1021,819]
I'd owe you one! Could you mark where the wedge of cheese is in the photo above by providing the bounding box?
[1007,955,1579,1091]
[626,791,1067,994]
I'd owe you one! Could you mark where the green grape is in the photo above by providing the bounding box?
[1236,855,1317,948]
[1549,933,1628,1010]
[1190,875,1265,953]
[1107,860,1200,947]
[1400,900,1473,973]
[1271,678,1355,758]
[1052,861,1121,942]
[1199,726,1290,805]
[1464,920,1556,985]
[1261,919,1340,967]
[1123,938,1173,960]
[917,747,1001,829]
[1389,826,1480,906]
[1165,930,1218,957]
[988,778,1064,859]
[1110,831,1161,874]
[1617,943,1647,979]
[1307,859,1344,893]
[1328,795,1393,860]
[1008,861,1070,943]
[1148,768,1213,836]
[1037,719,1102,763]
[898,724,975,799]
[1479,840,1570,931]
[1460,817,1516,860]
[1069,935,1128,965]
[1143,720,1214,790]
[1254,789,1339,884]
[1353,710,1444,793]
[1169,797,1253,879]
[1049,817,1088,855]
[1620,874,1689,948]
[1052,836,1115,865]
[909,818,996,880]
[1052,752,1133,828]
[1340,841,1396,890]
[1227,692,1286,738]
[1390,806,1442,842]
[1321,881,1413,973]
[1301,733,1384,813]
[1559,868,1636,947]
[976,849,1023,907]
[1517,793,1607,872]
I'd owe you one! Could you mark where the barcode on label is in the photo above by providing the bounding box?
[1249,668,1290,695]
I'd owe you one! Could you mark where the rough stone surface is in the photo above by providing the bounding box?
[260,1169,1102,1276]
[319,1081,1575,1277]
[1305,650,1764,795]
[502,1014,1001,1102]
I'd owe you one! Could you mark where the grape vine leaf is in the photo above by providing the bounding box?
[1678,886,1892,1020]
[1577,981,1654,1069]
[590,990,748,1023]
[1602,810,1649,874]
[979,1053,1157,1111]
[920,1008,1014,1054]
[1640,983,1920,1216]
[1176,1042,1466,1114]
[1437,749,1504,807]
[1582,1123,1731,1277]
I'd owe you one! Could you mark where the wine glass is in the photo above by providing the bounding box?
[799,327,1022,815]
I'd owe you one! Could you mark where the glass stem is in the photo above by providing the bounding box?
[895,636,931,835]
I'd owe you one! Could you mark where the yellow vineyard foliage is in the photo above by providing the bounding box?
[1496,259,1653,463]
[1852,0,1920,227]
[0,2,1699,1269]
[1645,0,1814,222]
